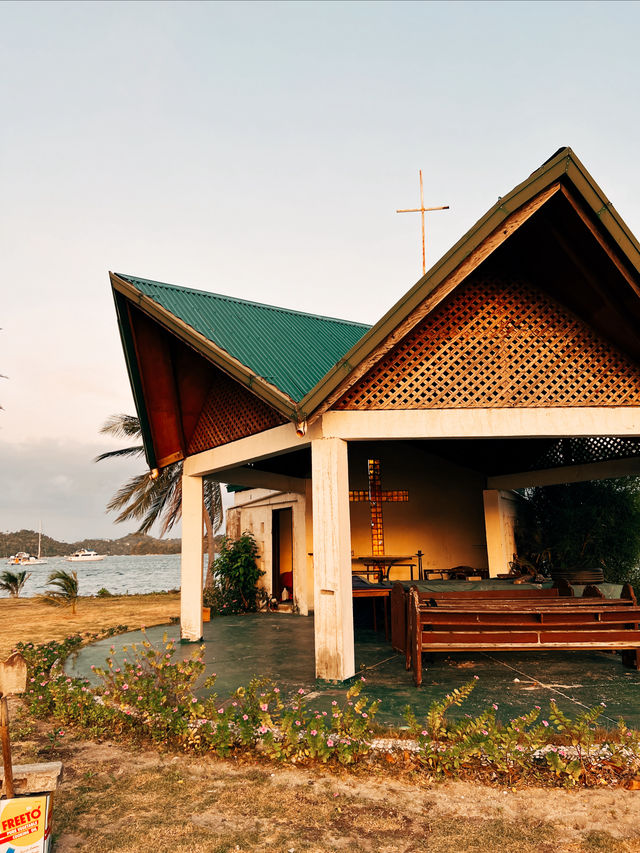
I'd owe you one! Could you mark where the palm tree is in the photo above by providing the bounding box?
[96,414,223,587]
[42,569,79,614]
[0,570,31,598]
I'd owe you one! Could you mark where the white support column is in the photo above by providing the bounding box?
[483,489,519,578]
[311,438,355,681]
[181,473,204,642]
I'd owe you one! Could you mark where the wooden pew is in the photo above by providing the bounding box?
[390,581,570,655]
[407,583,639,686]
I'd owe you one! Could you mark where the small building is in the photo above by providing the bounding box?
[111,147,640,681]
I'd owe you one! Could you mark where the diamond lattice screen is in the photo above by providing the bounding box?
[187,366,288,454]
[335,276,640,410]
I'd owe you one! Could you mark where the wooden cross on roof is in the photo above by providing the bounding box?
[349,459,409,556]
[397,170,449,275]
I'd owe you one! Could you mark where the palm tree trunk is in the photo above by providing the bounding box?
[203,498,216,590]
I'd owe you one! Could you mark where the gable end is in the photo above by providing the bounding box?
[334,274,640,410]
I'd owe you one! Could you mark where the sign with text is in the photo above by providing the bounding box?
[0,795,52,853]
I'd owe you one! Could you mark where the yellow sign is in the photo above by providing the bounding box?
[0,795,52,853]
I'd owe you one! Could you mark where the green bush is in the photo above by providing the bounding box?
[204,533,264,615]
[96,587,113,597]
[516,478,640,585]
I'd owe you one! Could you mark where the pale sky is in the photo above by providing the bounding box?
[2,0,640,540]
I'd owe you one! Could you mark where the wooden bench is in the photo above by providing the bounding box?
[390,582,570,654]
[407,583,640,686]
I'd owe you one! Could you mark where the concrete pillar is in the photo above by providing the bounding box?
[483,488,519,578]
[311,437,355,681]
[181,473,204,642]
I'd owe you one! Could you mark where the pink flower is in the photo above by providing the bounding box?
[481,729,488,736]
[327,740,334,747]
[474,675,479,680]
[232,701,238,707]
[259,725,268,734]
[137,695,143,701]
[218,708,224,714]
[421,730,428,736]
[362,713,368,719]
[542,720,549,727]
[298,688,305,695]
[274,688,280,694]
[191,697,197,704]
[122,684,129,691]
[260,703,268,711]
[295,720,301,726]
[492,703,499,710]
[331,700,338,706]
[310,729,317,736]
[242,714,249,721]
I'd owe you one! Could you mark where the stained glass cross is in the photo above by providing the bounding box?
[349,459,409,556]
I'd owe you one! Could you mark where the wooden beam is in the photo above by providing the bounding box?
[219,467,307,495]
[487,457,640,489]
[322,408,640,441]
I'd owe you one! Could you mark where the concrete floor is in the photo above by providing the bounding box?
[66,607,640,730]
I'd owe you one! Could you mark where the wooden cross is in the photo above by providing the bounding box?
[349,459,409,556]
[397,170,449,275]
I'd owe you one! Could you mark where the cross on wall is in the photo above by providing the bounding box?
[349,459,409,556]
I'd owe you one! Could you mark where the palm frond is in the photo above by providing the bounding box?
[42,569,79,612]
[94,445,146,463]
[99,414,143,440]
[0,570,30,597]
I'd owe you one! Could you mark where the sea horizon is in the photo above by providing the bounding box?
[1,553,183,598]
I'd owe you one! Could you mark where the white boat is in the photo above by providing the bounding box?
[66,549,105,562]
[7,551,47,566]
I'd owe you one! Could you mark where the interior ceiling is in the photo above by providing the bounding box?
[490,188,640,363]
[241,436,640,483]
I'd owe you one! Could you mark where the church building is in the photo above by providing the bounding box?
[111,147,640,681]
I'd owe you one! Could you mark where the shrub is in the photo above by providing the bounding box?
[96,588,113,597]
[204,533,264,615]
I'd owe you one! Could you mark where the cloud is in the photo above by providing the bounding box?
[0,437,155,542]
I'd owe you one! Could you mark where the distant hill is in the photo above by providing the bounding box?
[0,529,182,558]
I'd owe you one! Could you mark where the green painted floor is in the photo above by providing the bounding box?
[67,611,640,729]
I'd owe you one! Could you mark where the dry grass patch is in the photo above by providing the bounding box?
[0,593,179,658]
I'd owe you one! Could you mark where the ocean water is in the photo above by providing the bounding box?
[0,554,182,598]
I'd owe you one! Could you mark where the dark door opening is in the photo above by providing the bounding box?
[272,507,293,602]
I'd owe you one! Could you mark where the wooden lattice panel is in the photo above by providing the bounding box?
[335,277,640,410]
[187,365,288,454]
[532,437,640,470]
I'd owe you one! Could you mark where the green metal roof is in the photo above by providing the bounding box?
[116,274,370,402]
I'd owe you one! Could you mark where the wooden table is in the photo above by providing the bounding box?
[353,555,416,583]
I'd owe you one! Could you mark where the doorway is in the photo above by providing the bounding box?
[272,507,294,602]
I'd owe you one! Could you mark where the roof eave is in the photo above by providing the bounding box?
[110,272,300,423]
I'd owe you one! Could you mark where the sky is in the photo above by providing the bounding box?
[2,0,640,541]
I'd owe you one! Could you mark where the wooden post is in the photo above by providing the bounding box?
[181,473,204,642]
[311,438,355,681]
[0,694,14,798]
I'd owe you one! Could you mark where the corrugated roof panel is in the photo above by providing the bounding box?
[117,274,370,402]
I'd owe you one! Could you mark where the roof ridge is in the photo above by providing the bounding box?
[116,273,371,330]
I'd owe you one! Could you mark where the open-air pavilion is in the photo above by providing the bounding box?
[111,147,640,682]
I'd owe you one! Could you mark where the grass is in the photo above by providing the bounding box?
[0,593,179,659]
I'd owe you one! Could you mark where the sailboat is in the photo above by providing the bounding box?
[7,523,48,566]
